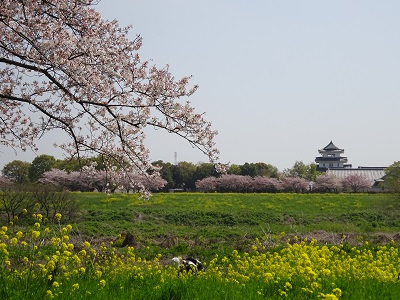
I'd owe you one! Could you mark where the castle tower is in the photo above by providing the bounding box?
[315,141,352,171]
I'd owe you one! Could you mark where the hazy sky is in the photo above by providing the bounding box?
[1,0,400,171]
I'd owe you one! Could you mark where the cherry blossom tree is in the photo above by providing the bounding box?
[0,1,219,180]
[251,176,282,193]
[195,175,249,193]
[117,172,167,192]
[281,177,310,193]
[313,173,342,193]
[341,173,371,192]
[196,175,283,193]
[40,167,167,192]
[217,174,252,192]
[195,176,218,192]
[39,169,90,191]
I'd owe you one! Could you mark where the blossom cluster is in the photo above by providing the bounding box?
[196,173,372,193]
[195,175,309,193]
[40,167,167,193]
[0,0,219,180]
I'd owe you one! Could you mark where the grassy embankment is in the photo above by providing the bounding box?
[73,192,400,258]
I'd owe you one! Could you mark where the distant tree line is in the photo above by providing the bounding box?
[1,155,166,193]
[1,156,398,193]
[152,160,281,191]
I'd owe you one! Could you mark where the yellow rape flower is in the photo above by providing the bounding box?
[284,282,292,290]
[319,294,338,300]
[54,213,62,221]
[332,288,342,297]
[47,260,56,272]
[46,290,54,298]
[31,230,40,240]
[279,290,288,297]
[95,270,102,278]
[99,279,106,287]
[51,237,61,247]
[72,255,81,265]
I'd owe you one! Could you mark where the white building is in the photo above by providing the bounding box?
[315,141,386,189]
[315,141,352,171]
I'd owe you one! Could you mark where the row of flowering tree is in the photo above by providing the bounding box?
[196,173,372,193]
[39,165,167,194]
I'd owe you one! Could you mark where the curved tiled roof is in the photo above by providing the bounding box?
[322,140,343,151]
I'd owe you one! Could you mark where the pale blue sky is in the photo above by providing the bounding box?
[1,0,400,171]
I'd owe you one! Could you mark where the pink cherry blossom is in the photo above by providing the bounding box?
[341,174,371,192]
[0,1,219,181]
[313,173,342,193]
[281,177,310,193]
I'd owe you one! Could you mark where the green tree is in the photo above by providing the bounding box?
[284,161,321,181]
[240,163,257,177]
[152,160,175,190]
[227,164,241,175]
[307,163,321,181]
[2,160,31,184]
[193,163,218,182]
[29,155,56,182]
[284,161,308,178]
[54,155,106,172]
[54,157,83,172]
[253,162,279,178]
[384,161,400,192]
[173,161,196,190]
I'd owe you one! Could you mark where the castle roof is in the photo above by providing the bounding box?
[326,168,386,186]
[321,140,343,151]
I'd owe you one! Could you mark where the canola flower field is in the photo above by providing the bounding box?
[2,214,400,299]
[2,193,400,299]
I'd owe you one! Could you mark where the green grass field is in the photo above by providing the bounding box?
[71,192,400,259]
[2,192,400,299]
